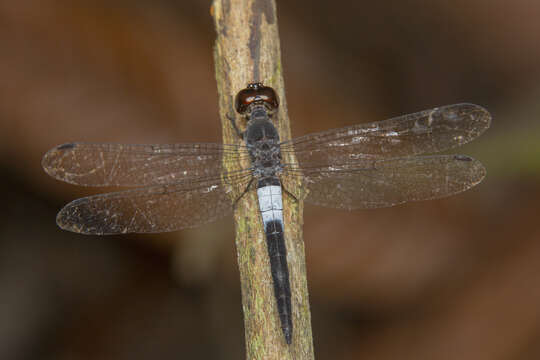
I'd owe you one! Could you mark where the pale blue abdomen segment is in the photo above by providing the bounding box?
[257,185,284,227]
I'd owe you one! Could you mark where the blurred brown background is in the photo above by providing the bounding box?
[1,0,539,359]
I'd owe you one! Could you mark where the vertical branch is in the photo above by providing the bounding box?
[211,0,314,359]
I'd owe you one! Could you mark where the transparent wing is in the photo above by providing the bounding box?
[282,155,486,209]
[56,172,254,235]
[42,142,251,187]
[281,104,491,166]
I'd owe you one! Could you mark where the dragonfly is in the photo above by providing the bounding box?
[42,83,491,344]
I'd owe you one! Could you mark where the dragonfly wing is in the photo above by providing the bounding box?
[282,155,486,209]
[42,142,250,187]
[281,104,490,166]
[57,173,253,234]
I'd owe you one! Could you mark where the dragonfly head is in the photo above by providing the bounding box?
[235,83,279,119]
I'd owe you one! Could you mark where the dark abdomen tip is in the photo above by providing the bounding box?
[284,325,292,344]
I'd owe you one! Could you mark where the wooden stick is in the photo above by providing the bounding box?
[211,0,314,358]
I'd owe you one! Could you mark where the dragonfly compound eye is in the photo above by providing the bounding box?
[235,83,279,115]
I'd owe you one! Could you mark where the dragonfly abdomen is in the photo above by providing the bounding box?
[257,180,292,344]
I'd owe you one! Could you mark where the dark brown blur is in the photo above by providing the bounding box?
[1,1,539,359]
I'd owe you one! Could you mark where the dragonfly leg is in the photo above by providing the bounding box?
[232,177,255,207]
[281,181,301,202]
[282,186,300,202]
[226,112,245,139]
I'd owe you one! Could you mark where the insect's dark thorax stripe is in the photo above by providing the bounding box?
[256,177,292,344]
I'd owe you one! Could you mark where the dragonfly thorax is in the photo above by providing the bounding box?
[245,118,283,178]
